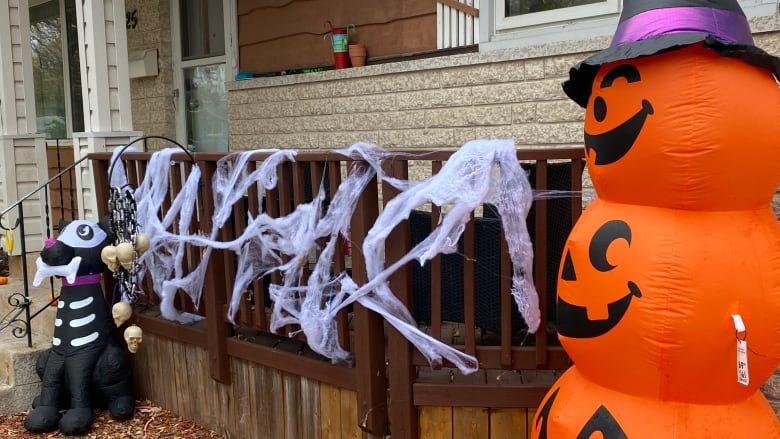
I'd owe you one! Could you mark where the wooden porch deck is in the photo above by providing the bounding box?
[89,146,584,438]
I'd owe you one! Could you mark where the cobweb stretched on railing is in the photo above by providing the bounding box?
[109,139,540,374]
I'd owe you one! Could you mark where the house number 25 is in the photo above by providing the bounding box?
[126,9,138,29]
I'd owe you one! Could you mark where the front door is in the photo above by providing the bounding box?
[172,0,235,152]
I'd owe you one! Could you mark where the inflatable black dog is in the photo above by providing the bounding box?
[24,218,134,435]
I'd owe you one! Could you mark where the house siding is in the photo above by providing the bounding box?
[0,0,36,135]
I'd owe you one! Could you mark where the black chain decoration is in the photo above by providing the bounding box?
[108,185,141,303]
[105,136,196,306]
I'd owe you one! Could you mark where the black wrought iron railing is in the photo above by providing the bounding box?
[0,152,88,347]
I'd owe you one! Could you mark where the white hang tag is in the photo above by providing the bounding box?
[731,314,749,386]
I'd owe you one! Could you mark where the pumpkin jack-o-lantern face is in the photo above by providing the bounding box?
[584,64,654,166]
[535,386,628,439]
[557,219,642,339]
[582,45,780,209]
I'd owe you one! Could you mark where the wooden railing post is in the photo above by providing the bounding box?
[534,160,549,368]
[92,158,110,218]
[349,162,388,436]
[382,158,418,439]
[198,159,231,384]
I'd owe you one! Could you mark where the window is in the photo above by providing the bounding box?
[29,0,83,139]
[173,0,231,152]
[497,0,620,31]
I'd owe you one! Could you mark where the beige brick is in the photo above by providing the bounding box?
[524,59,545,80]
[230,118,261,135]
[514,122,583,144]
[229,90,256,105]
[755,32,780,58]
[407,162,434,182]
[426,105,512,128]
[140,122,174,140]
[521,79,568,101]
[350,71,443,95]
[474,125,523,141]
[232,102,282,120]
[471,83,528,105]
[395,88,474,110]
[403,128,455,149]
[318,131,404,150]
[236,132,318,150]
[229,134,264,150]
[297,80,356,100]
[453,127,477,146]
[341,111,426,131]
[330,94,397,114]
[537,100,585,123]
[251,86,300,103]
[232,117,307,135]
[762,371,780,400]
[512,102,538,124]
[299,114,342,132]
[473,79,564,104]
[769,400,780,420]
[545,53,588,78]
[474,122,582,146]
[440,61,525,87]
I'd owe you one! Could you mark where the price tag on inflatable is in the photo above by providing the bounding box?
[732,314,749,386]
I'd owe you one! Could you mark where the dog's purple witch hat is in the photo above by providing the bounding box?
[563,0,780,107]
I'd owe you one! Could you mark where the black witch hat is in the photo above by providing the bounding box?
[563,0,780,107]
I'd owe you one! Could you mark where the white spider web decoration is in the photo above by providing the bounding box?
[110,139,540,374]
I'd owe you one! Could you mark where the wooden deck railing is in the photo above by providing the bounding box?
[90,146,584,437]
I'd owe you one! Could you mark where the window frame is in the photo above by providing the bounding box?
[29,0,82,139]
[495,0,620,32]
[171,0,236,152]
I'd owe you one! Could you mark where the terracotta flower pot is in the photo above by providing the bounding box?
[348,44,367,67]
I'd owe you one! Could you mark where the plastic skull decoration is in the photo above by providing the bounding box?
[112,302,132,327]
[124,325,143,353]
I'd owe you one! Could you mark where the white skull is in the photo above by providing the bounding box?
[124,325,143,353]
[112,302,133,327]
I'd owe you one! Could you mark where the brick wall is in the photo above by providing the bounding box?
[125,0,176,145]
[227,53,586,153]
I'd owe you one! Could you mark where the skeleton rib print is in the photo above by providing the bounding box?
[52,283,110,352]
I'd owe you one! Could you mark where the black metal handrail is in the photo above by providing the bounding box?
[0,150,89,347]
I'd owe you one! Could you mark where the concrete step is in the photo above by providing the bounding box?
[0,330,50,416]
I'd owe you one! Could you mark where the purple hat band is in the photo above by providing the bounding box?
[612,7,754,47]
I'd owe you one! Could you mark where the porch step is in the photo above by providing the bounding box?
[0,330,51,416]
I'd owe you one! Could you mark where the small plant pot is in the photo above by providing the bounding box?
[348,44,367,67]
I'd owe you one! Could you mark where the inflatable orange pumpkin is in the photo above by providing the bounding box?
[534,367,780,438]
[533,0,780,437]
[583,45,780,210]
[556,198,780,402]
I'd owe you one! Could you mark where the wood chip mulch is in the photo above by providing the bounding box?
[0,401,226,438]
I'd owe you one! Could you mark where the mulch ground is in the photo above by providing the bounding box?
[0,401,226,438]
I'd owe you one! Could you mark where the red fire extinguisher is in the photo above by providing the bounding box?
[325,22,355,69]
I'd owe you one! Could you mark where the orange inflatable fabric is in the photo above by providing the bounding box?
[533,367,780,438]
[532,0,780,437]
